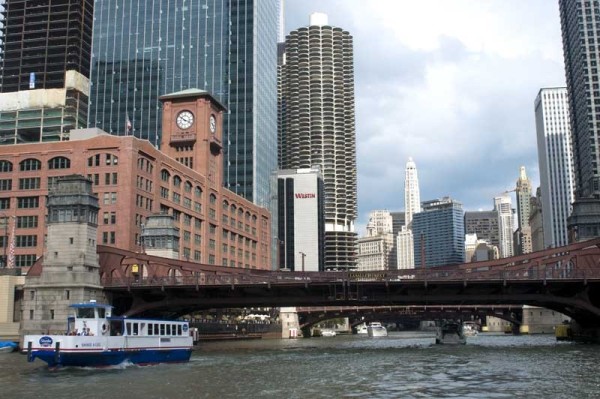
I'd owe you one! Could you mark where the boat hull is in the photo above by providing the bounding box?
[28,348,192,368]
[367,327,388,337]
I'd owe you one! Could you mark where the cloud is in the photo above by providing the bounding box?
[284,0,565,235]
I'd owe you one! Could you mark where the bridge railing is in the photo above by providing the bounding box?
[101,259,600,288]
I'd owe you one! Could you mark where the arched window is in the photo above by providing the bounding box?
[184,181,192,193]
[173,175,182,188]
[0,160,13,173]
[209,193,217,204]
[194,186,203,197]
[161,169,171,182]
[20,158,41,171]
[48,156,71,170]
[222,200,229,210]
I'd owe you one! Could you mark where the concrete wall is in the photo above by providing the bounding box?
[0,275,25,340]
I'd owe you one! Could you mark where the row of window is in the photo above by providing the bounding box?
[0,154,119,173]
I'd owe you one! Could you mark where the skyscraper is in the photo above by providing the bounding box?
[464,210,500,248]
[559,0,600,241]
[412,197,465,268]
[89,0,279,206]
[534,87,575,248]
[405,157,421,228]
[514,166,533,254]
[357,210,395,271]
[279,13,357,270]
[0,0,93,144]
[494,195,514,258]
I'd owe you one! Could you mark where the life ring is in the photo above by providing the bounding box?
[102,323,109,335]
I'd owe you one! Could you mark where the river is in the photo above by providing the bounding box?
[2,332,600,398]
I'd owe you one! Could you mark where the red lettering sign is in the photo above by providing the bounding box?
[295,193,316,199]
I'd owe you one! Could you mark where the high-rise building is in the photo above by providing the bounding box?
[276,167,325,272]
[494,195,514,258]
[390,211,406,235]
[412,197,465,268]
[464,210,500,248]
[559,1,600,241]
[514,166,533,254]
[358,210,395,271]
[396,226,414,269]
[405,157,421,228]
[89,0,279,206]
[0,0,93,144]
[279,13,357,270]
[534,87,575,248]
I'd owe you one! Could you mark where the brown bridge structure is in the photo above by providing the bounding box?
[73,238,600,337]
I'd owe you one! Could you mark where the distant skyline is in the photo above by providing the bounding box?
[284,0,565,233]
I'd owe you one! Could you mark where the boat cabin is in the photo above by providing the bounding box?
[67,302,113,337]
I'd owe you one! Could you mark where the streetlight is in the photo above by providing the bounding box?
[299,251,306,273]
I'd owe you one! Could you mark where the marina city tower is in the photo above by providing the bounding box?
[279,13,357,269]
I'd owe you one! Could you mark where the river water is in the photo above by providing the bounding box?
[2,332,600,398]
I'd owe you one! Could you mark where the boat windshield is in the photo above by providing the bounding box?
[77,308,95,318]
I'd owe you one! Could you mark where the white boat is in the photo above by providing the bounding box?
[23,301,193,368]
[320,329,337,337]
[436,321,466,345]
[356,324,368,334]
[367,322,388,337]
[463,323,479,337]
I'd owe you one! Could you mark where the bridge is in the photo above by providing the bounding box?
[26,236,593,336]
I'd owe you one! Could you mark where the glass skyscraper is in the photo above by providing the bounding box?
[89,0,279,205]
[412,197,465,268]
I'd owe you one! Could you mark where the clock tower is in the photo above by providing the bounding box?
[159,89,226,188]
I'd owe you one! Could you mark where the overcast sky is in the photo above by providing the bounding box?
[283,0,565,234]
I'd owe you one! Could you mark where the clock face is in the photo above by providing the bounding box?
[176,111,194,130]
[209,115,216,133]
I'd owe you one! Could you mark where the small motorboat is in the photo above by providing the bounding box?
[436,321,466,345]
[0,341,17,353]
[321,329,337,337]
[356,324,368,334]
[367,322,388,337]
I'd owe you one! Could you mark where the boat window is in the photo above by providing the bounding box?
[140,323,146,336]
[160,324,165,335]
[77,308,95,318]
[98,308,106,318]
[166,324,171,335]
[126,322,132,335]
[154,324,159,335]
[133,323,139,336]
[148,323,153,335]
[178,325,182,336]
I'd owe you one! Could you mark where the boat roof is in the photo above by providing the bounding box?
[69,302,113,309]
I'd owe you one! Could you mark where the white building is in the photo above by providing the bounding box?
[358,210,395,271]
[534,87,575,248]
[494,195,514,258]
[397,226,414,269]
[405,157,421,228]
[276,168,325,272]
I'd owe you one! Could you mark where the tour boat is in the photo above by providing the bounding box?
[435,321,466,345]
[23,301,193,368]
[367,322,388,337]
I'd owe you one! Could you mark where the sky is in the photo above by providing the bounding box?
[283,0,566,234]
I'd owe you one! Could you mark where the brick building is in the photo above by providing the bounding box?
[0,90,271,270]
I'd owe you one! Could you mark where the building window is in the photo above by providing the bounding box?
[106,154,118,165]
[194,186,202,197]
[17,216,38,229]
[161,169,170,182]
[210,194,217,204]
[173,175,182,188]
[20,158,41,171]
[0,160,13,172]
[48,156,71,169]
[19,177,41,190]
[16,235,37,247]
[184,181,192,193]
[194,250,201,261]
[0,198,10,210]
[17,197,39,209]
[0,179,12,191]
[88,154,101,167]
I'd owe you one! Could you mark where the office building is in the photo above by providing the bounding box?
[514,166,533,254]
[89,0,279,207]
[276,167,325,272]
[0,0,93,144]
[464,210,500,248]
[534,87,575,248]
[0,90,271,270]
[279,13,357,269]
[412,197,465,268]
[405,157,421,228]
[357,210,395,271]
[494,195,514,258]
[390,211,406,235]
[396,226,414,269]
[559,0,600,241]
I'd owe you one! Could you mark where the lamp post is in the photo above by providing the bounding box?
[299,251,306,273]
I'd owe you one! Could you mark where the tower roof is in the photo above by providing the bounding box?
[159,88,226,111]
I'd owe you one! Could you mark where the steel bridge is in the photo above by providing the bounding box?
[53,237,600,332]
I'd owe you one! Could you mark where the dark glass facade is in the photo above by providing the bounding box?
[412,198,465,268]
[89,0,278,208]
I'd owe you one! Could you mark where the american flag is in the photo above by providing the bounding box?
[6,217,15,269]
[126,112,132,135]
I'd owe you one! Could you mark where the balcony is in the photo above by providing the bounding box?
[170,132,196,144]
